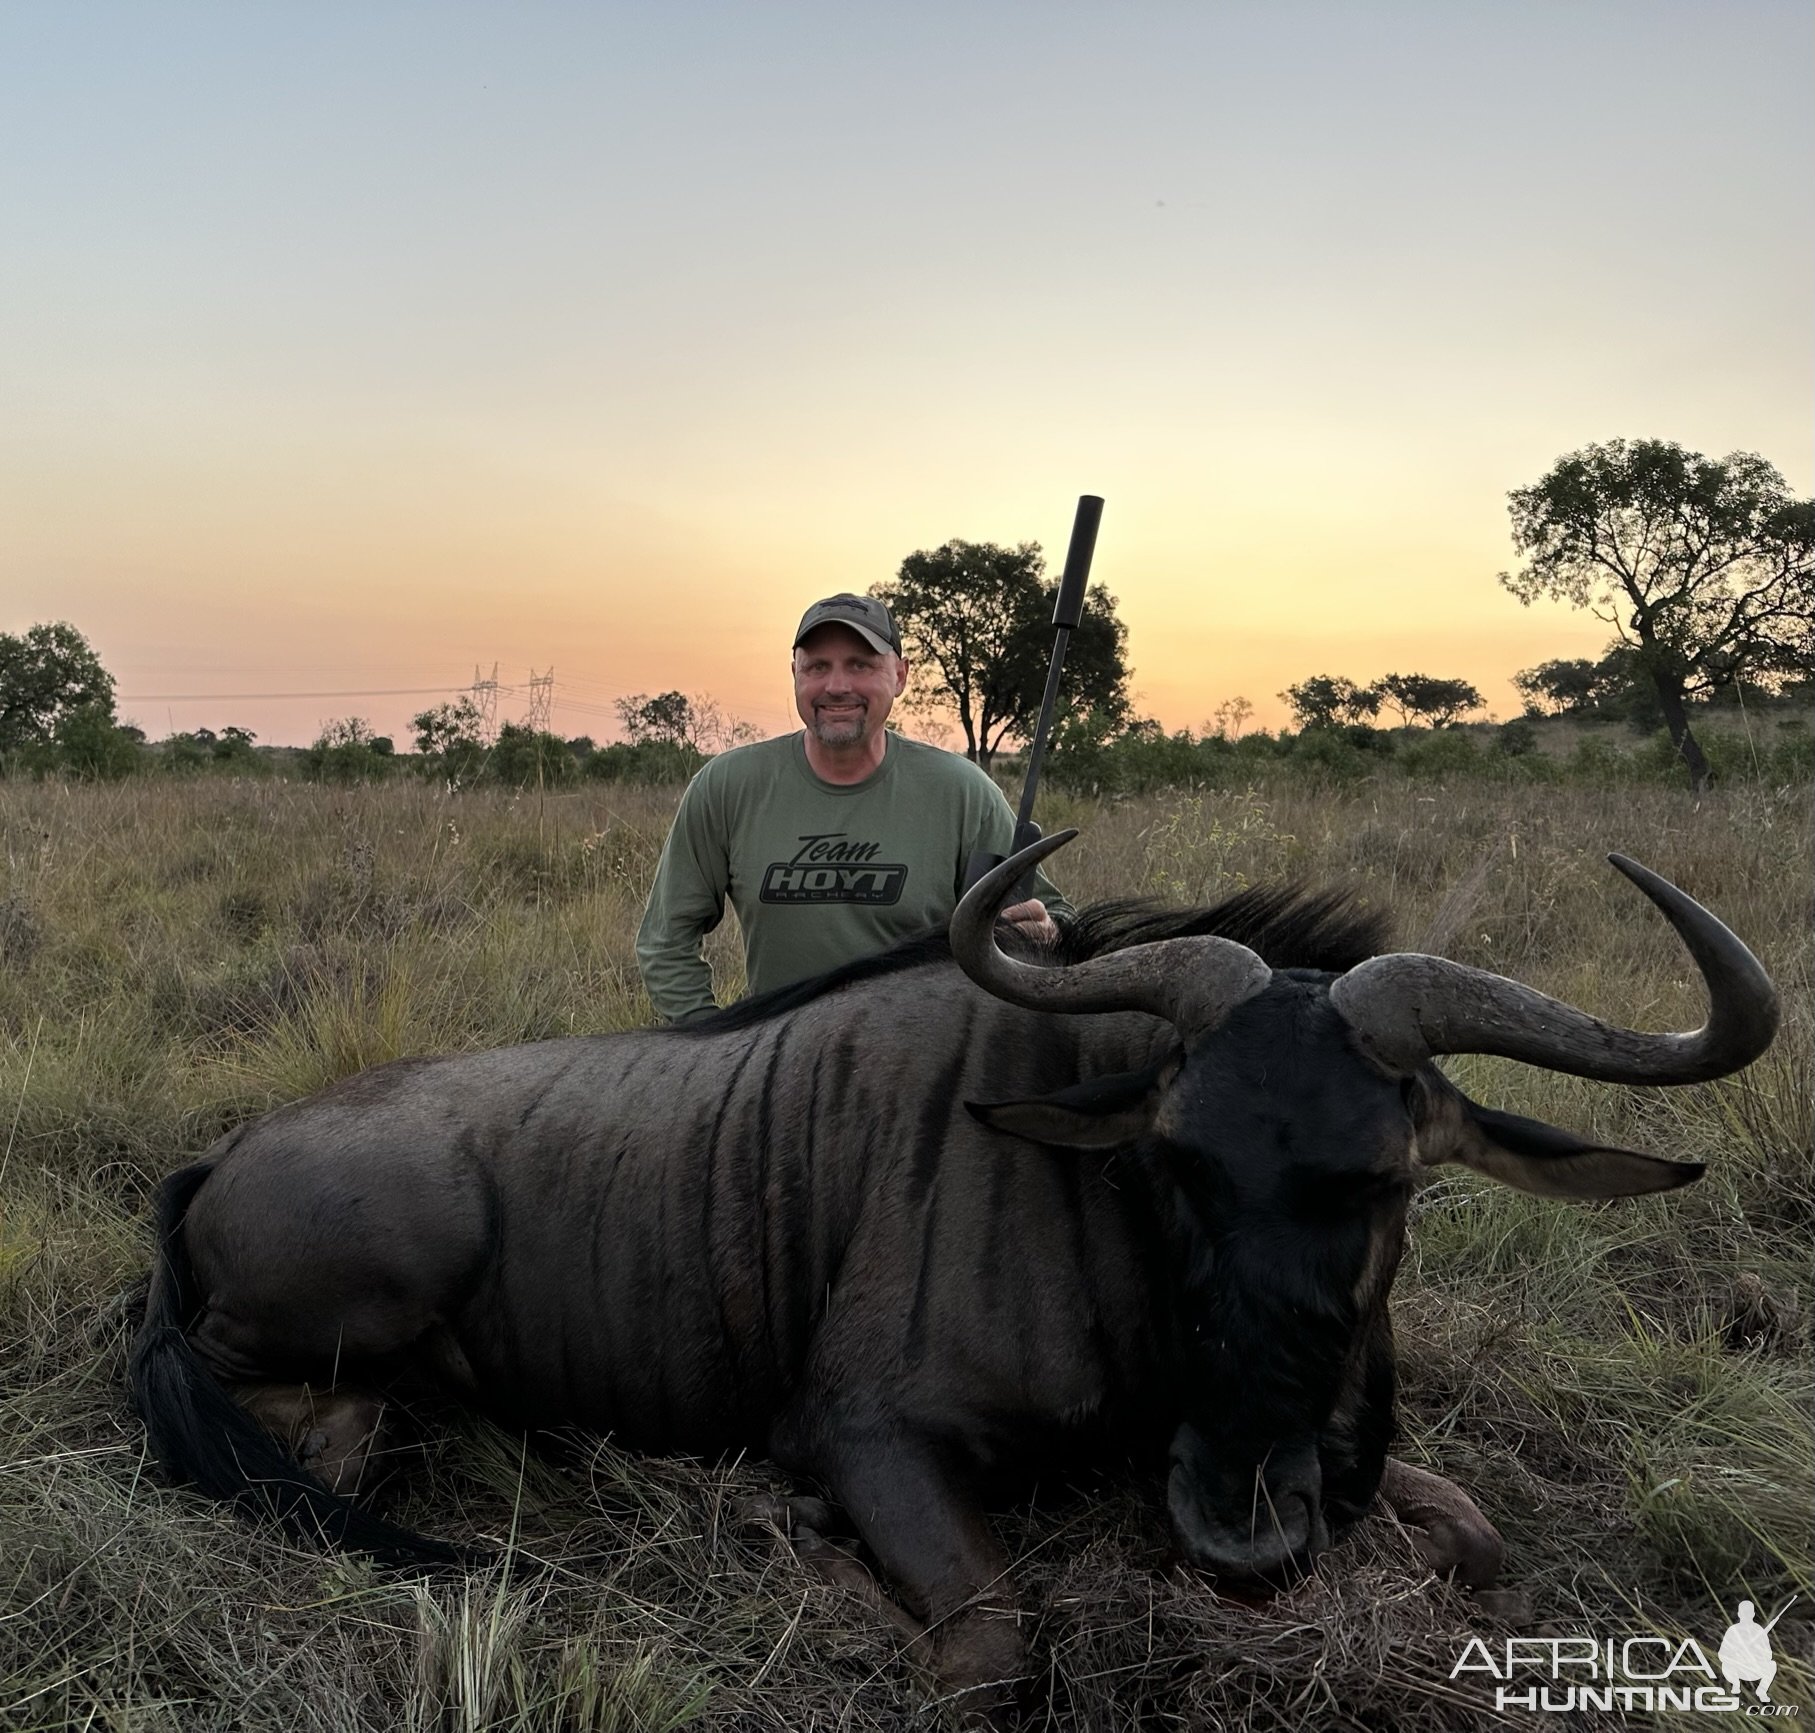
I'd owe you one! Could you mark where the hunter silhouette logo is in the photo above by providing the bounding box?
[1721,1598,1795,1706]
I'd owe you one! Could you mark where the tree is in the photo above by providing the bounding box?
[302,717,393,784]
[55,701,140,780]
[1512,657,1599,717]
[0,622,117,751]
[1499,439,1815,789]
[1512,648,1655,722]
[614,691,755,754]
[1279,675,1382,731]
[489,722,579,788]
[1209,696,1254,739]
[873,540,1131,769]
[212,725,260,769]
[412,696,489,784]
[1376,673,1485,728]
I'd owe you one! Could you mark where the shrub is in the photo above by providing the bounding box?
[489,724,580,789]
[583,741,706,785]
[1286,727,1373,783]
[54,702,141,781]
[1398,729,1480,781]
[1496,718,1539,757]
[301,718,394,785]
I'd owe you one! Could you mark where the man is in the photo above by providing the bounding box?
[637,592,1070,1024]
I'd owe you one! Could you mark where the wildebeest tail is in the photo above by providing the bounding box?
[129,1160,474,1569]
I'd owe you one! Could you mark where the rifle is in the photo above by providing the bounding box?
[962,493,1104,902]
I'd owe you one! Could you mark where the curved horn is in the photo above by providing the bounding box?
[1329,853,1780,1082]
[949,831,1271,1033]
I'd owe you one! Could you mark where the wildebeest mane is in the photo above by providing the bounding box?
[1057,883,1387,974]
[676,882,1387,1035]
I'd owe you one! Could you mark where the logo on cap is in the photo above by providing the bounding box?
[793,594,902,656]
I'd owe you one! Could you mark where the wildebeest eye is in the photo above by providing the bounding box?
[1287,1166,1408,1221]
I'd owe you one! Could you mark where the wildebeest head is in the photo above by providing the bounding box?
[953,835,1778,1586]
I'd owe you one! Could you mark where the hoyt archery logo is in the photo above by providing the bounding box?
[1452,1597,1799,1716]
[761,834,907,905]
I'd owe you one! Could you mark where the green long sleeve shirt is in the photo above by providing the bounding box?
[635,731,1073,1023]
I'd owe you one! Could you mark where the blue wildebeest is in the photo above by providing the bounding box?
[131,837,1777,1700]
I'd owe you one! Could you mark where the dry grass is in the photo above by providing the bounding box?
[1,773,1808,1730]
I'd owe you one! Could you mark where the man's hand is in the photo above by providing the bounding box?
[1000,898,1060,947]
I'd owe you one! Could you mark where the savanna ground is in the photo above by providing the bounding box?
[0,772,1808,1731]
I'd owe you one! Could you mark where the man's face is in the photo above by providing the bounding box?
[792,624,908,748]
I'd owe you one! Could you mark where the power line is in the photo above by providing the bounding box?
[117,685,465,701]
[116,674,800,734]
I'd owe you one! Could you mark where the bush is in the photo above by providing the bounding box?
[489,725,580,789]
[1398,729,1480,781]
[1286,727,1373,783]
[1496,718,1539,757]
[1568,734,1638,782]
[1768,729,1814,783]
[156,732,216,775]
[583,741,706,785]
[301,719,394,785]
[1634,728,1779,786]
[53,702,141,781]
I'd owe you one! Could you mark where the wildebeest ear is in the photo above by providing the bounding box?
[1440,1098,1704,1199]
[967,1051,1182,1151]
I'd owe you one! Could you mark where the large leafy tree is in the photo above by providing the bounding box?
[1279,674,1381,731]
[873,540,1130,769]
[0,621,117,751]
[1499,440,1814,789]
[1376,672,1484,728]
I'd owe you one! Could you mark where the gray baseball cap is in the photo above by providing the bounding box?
[792,593,902,657]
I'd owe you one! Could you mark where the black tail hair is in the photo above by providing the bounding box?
[128,1161,476,1569]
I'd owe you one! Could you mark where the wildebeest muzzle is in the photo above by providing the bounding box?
[1167,1422,1331,1584]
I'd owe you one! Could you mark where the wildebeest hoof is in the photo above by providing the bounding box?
[234,1382,386,1497]
[731,1493,925,1642]
[930,1610,1027,1726]
[1377,1458,1505,1589]
[1407,1517,1504,1589]
[729,1492,839,1540]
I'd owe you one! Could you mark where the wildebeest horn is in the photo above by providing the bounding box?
[949,830,1272,1033]
[1329,853,1780,1082]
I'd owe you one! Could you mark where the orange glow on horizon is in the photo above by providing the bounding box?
[1,7,1806,750]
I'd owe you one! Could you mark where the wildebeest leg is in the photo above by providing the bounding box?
[815,1432,1026,1708]
[234,1382,389,1497]
[732,1494,926,1641]
[1378,1458,1504,1588]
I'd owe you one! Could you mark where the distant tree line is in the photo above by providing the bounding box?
[4,436,1807,794]
[1278,672,1488,731]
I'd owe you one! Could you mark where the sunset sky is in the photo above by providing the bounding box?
[3,2,1809,748]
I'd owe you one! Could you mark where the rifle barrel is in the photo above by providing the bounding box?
[1016,494,1104,830]
[1053,495,1102,629]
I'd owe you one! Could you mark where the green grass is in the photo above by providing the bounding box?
[1,774,1808,1729]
